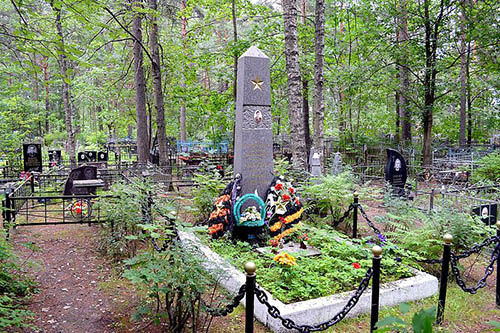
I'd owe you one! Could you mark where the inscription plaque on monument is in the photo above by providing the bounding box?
[233,46,274,200]
[48,149,62,167]
[384,149,407,196]
[23,143,42,172]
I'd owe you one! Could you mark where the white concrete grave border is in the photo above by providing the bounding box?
[179,230,438,333]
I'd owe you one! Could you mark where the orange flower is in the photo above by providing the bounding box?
[208,223,223,235]
[273,252,297,266]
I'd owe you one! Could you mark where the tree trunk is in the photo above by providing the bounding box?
[54,6,76,167]
[180,0,187,142]
[282,0,307,170]
[42,56,50,133]
[148,0,168,166]
[132,1,149,164]
[313,0,325,165]
[459,0,467,146]
[397,0,411,145]
[301,0,311,161]
[421,0,443,166]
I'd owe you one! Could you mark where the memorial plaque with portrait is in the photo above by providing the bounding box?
[23,143,42,172]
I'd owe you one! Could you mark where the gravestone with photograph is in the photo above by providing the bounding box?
[472,204,498,226]
[23,143,42,173]
[384,149,407,196]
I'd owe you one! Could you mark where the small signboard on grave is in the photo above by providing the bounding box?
[472,204,498,226]
[23,143,42,172]
[384,149,407,196]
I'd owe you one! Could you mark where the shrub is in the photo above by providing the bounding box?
[0,232,36,330]
[191,169,226,221]
[471,151,500,184]
[123,242,217,332]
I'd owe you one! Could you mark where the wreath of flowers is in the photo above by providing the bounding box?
[207,175,303,244]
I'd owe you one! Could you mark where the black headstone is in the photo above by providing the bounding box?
[472,204,498,226]
[48,150,62,167]
[384,149,407,196]
[78,152,89,164]
[86,151,97,162]
[97,151,108,162]
[23,143,42,172]
[63,165,98,195]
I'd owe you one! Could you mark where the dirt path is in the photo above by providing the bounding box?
[11,224,122,333]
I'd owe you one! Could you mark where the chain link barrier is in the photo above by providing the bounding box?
[203,284,247,317]
[450,237,500,294]
[356,203,384,240]
[332,204,355,228]
[254,268,373,332]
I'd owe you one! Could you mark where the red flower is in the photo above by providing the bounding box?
[278,216,286,223]
[275,183,283,191]
[295,198,300,205]
[299,233,309,241]
[352,262,361,269]
[75,208,82,215]
[269,239,279,247]
[289,187,295,194]
[216,165,222,170]
[282,194,290,201]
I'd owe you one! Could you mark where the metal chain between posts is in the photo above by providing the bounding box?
[254,268,373,332]
[332,204,355,228]
[203,284,247,317]
[452,235,500,260]
[356,203,384,240]
[450,240,500,294]
[357,203,442,265]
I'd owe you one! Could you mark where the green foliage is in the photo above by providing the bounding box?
[471,152,500,184]
[123,243,215,332]
[302,170,380,225]
[375,303,436,333]
[191,168,226,220]
[377,199,493,265]
[0,232,36,330]
[98,179,177,259]
[199,223,412,304]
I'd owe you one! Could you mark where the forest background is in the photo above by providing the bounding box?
[0,0,498,169]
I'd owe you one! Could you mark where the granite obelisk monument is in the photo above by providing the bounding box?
[233,46,274,200]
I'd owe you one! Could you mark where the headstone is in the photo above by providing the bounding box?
[332,152,343,175]
[23,143,42,172]
[384,149,407,196]
[77,152,88,164]
[472,204,498,226]
[63,165,98,195]
[48,149,62,167]
[233,46,273,200]
[309,148,322,178]
[86,151,97,162]
[97,151,108,162]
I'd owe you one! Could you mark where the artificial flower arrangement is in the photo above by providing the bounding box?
[207,175,303,245]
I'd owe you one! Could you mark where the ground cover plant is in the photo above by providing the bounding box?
[0,230,37,330]
[197,223,413,304]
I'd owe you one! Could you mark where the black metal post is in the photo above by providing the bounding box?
[496,222,500,308]
[245,262,256,333]
[370,246,382,332]
[429,189,435,212]
[353,192,359,239]
[436,233,453,324]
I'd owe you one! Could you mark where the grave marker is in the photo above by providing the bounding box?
[332,152,343,175]
[472,204,498,226]
[233,46,273,200]
[309,148,322,183]
[23,143,42,172]
[384,149,407,196]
